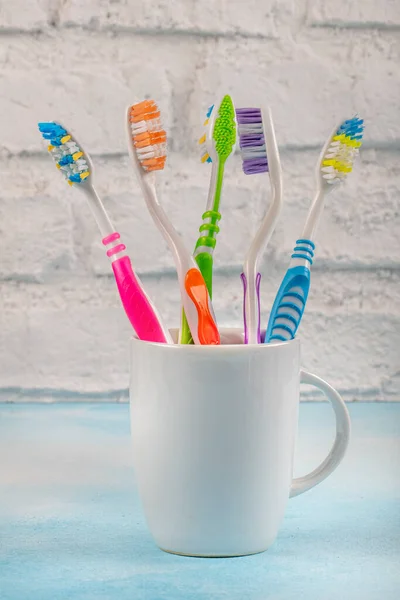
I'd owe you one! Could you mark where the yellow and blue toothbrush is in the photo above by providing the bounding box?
[264,116,364,343]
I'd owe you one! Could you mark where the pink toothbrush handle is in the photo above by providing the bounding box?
[111,255,169,343]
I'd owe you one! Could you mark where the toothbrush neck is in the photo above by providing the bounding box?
[243,177,282,274]
[83,184,114,239]
[139,171,192,277]
[301,188,325,241]
[213,160,225,213]
[205,161,218,212]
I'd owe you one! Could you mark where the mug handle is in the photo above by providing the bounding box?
[290,369,351,498]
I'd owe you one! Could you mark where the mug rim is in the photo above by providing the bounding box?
[131,327,300,352]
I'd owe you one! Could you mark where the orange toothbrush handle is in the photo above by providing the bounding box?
[184,268,220,345]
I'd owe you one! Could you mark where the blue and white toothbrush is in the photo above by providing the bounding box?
[264,116,364,343]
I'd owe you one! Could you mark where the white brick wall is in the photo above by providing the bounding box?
[0,1,399,401]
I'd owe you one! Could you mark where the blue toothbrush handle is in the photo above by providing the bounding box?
[264,265,311,343]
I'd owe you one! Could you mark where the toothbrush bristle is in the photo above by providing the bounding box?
[37,122,90,185]
[213,95,236,160]
[199,104,214,164]
[129,100,167,172]
[236,108,268,175]
[321,116,364,184]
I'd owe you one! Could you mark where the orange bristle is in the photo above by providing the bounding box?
[130,110,161,123]
[130,100,160,122]
[133,131,166,148]
[130,100,156,115]
[130,99,167,172]
[142,157,166,171]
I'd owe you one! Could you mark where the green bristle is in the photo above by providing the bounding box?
[213,95,236,160]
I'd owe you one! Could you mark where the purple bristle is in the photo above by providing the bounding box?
[242,159,269,175]
[236,108,262,123]
[240,134,264,148]
[235,108,268,175]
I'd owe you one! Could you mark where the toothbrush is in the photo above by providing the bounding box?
[126,101,220,346]
[236,107,283,344]
[38,121,172,344]
[180,95,237,345]
[264,116,364,343]
[194,95,237,292]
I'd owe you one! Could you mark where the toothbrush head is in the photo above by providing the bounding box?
[38,122,92,185]
[236,108,269,175]
[319,116,364,187]
[128,100,167,172]
[198,95,237,164]
[212,95,237,161]
[236,106,282,194]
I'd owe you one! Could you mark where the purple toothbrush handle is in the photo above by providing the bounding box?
[240,273,248,344]
[256,272,262,343]
[241,272,262,344]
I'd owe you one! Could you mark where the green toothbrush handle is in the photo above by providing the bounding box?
[180,308,193,345]
[193,210,221,299]
[195,251,214,296]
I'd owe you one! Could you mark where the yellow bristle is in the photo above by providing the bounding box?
[342,137,361,148]
[80,171,90,180]
[68,180,74,186]
[56,164,61,169]
[72,151,83,161]
[61,135,71,144]
[201,153,210,163]
[203,119,209,126]
[341,136,354,146]
[335,163,352,173]
[199,134,206,145]
[333,134,361,149]
[48,145,54,151]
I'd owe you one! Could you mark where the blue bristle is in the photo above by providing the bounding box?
[69,173,82,183]
[38,122,67,136]
[38,122,56,132]
[336,116,364,141]
[206,105,214,118]
[58,155,74,166]
[38,122,69,147]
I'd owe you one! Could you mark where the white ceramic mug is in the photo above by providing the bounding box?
[130,329,351,557]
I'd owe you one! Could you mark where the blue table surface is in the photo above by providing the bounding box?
[0,402,399,600]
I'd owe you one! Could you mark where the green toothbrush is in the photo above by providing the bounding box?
[180,95,237,344]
